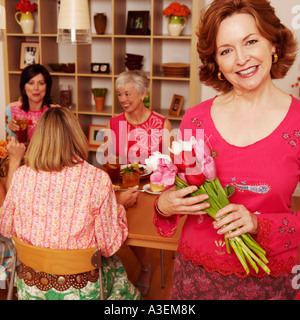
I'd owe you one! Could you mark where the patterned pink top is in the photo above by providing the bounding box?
[110,111,166,164]
[154,96,300,278]
[5,102,55,141]
[0,161,127,257]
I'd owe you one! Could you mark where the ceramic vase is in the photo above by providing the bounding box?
[15,11,34,34]
[94,96,105,112]
[168,15,186,36]
[94,13,107,35]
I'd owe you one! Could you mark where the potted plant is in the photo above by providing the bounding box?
[92,88,108,112]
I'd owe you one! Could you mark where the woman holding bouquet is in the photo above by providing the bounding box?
[154,0,300,299]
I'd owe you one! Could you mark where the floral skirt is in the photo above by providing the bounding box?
[170,252,299,300]
[16,254,141,300]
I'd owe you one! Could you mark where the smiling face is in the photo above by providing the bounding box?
[215,13,276,93]
[117,82,146,114]
[24,73,47,107]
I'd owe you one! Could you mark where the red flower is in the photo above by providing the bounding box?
[15,0,38,13]
[163,2,191,18]
[184,166,206,186]
[174,149,196,172]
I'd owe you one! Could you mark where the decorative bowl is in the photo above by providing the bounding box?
[61,63,75,73]
[48,63,63,72]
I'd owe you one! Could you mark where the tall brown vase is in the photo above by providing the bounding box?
[94,13,107,35]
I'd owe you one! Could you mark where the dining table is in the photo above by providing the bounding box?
[116,176,185,288]
[123,179,184,251]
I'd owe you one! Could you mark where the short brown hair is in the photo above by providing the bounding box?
[25,107,88,171]
[196,0,298,93]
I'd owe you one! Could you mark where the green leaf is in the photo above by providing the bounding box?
[224,185,235,198]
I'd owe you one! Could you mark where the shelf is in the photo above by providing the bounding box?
[3,0,202,153]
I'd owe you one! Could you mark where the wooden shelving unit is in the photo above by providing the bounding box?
[2,0,202,156]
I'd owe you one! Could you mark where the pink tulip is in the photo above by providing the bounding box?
[194,138,211,163]
[150,158,178,186]
[202,156,217,181]
[177,172,188,183]
[174,149,196,172]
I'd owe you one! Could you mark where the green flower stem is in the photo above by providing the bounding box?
[174,175,270,275]
[241,234,268,261]
[225,237,231,254]
[236,237,270,274]
[229,238,249,274]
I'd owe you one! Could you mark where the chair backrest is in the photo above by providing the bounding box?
[12,236,99,275]
[8,236,104,300]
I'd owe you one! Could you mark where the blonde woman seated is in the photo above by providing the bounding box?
[0,107,141,300]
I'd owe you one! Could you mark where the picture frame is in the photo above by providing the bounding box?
[19,41,40,70]
[126,11,149,35]
[88,125,106,147]
[91,63,110,74]
[169,94,184,116]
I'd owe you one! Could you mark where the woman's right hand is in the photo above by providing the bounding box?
[8,118,19,133]
[156,185,210,217]
[116,186,139,209]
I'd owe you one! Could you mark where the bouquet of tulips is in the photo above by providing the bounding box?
[146,137,270,275]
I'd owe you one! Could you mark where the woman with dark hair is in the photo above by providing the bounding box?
[154,0,299,300]
[5,64,58,142]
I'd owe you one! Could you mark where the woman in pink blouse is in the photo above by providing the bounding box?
[155,0,299,300]
[0,107,140,300]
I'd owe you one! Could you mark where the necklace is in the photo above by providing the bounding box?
[126,108,150,126]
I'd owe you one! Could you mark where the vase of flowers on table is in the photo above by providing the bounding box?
[146,137,270,275]
[163,2,191,36]
[14,0,38,34]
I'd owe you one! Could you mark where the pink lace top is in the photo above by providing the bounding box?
[0,161,127,257]
[154,96,300,278]
[5,102,55,142]
[110,111,166,164]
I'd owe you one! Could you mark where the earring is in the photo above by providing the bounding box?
[272,52,278,64]
[218,71,225,81]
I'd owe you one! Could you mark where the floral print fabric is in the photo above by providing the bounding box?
[0,161,127,255]
[0,161,141,300]
[171,252,298,300]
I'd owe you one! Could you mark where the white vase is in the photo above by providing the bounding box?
[168,15,187,36]
[15,11,34,34]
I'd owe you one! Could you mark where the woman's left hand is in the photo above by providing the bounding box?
[213,204,258,238]
[6,136,26,164]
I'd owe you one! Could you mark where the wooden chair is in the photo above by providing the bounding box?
[7,236,104,300]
